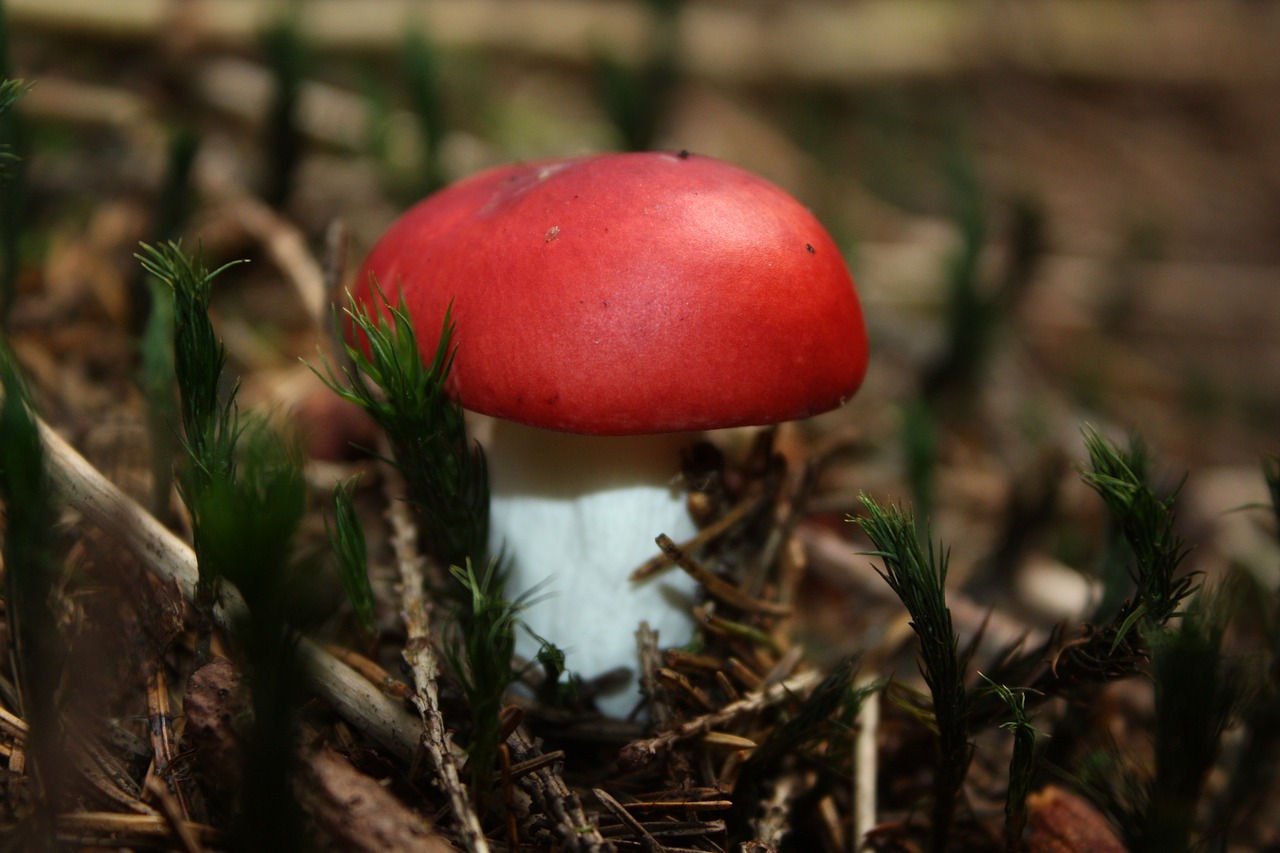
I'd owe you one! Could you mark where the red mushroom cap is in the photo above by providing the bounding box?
[355,151,868,435]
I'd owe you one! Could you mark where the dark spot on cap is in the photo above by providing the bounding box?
[678,149,690,159]
[805,243,816,254]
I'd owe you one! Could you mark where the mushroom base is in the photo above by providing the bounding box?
[481,418,700,718]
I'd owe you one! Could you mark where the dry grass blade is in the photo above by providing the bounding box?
[55,812,221,846]
[0,705,29,742]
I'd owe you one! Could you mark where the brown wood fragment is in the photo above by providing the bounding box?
[1026,785,1126,853]
[299,744,458,853]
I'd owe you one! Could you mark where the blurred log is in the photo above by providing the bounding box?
[7,0,1280,87]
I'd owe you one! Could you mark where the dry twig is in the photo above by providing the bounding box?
[618,669,822,771]
[21,403,422,759]
[507,726,611,853]
[385,493,490,853]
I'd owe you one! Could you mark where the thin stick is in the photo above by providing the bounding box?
[618,669,821,772]
[752,770,799,849]
[593,788,663,853]
[144,666,191,818]
[385,494,491,853]
[655,535,791,616]
[28,408,421,761]
[55,811,220,845]
[853,681,880,848]
[507,726,609,852]
[630,491,762,581]
[143,775,206,853]
[0,704,28,742]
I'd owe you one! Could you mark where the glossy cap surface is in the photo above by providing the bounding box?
[356,151,868,435]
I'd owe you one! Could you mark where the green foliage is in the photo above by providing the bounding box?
[1074,745,1149,850]
[728,655,871,844]
[138,242,310,850]
[136,242,247,604]
[134,127,199,519]
[136,272,178,520]
[1080,426,1196,640]
[979,675,1042,853]
[194,422,308,607]
[136,241,245,473]
[259,9,308,208]
[327,476,376,634]
[0,345,67,832]
[149,125,201,246]
[1140,588,1239,852]
[317,281,490,573]
[853,497,971,853]
[402,27,449,195]
[532,637,581,708]
[447,559,523,798]
[921,130,989,403]
[900,398,937,521]
[0,78,27,171]
[594,0,680,151]
[1082,586,1241,853]
[1208,568,1280,840]
[921,130,1045,406]
[194,421,312,852]
[976,428,1198,707]
[750,654,867,772]
[0,74,30,325]
[317,282,514,795]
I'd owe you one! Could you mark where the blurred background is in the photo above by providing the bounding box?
[3,0,1278,647]
[4,2,1280,849]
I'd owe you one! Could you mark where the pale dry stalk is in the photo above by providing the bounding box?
[384,494,491,853]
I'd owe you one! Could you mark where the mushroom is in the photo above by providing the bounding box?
[356,151,868,715]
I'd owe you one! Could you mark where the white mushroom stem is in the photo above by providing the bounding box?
[480,418,700,717]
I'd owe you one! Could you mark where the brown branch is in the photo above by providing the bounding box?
[507,727,612,853]
[630,491,764,582]
[593,788,663,853]
[655,535,791,617]
[385,494,491,853]
[618,669,821,772]
[24,402,422,761]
